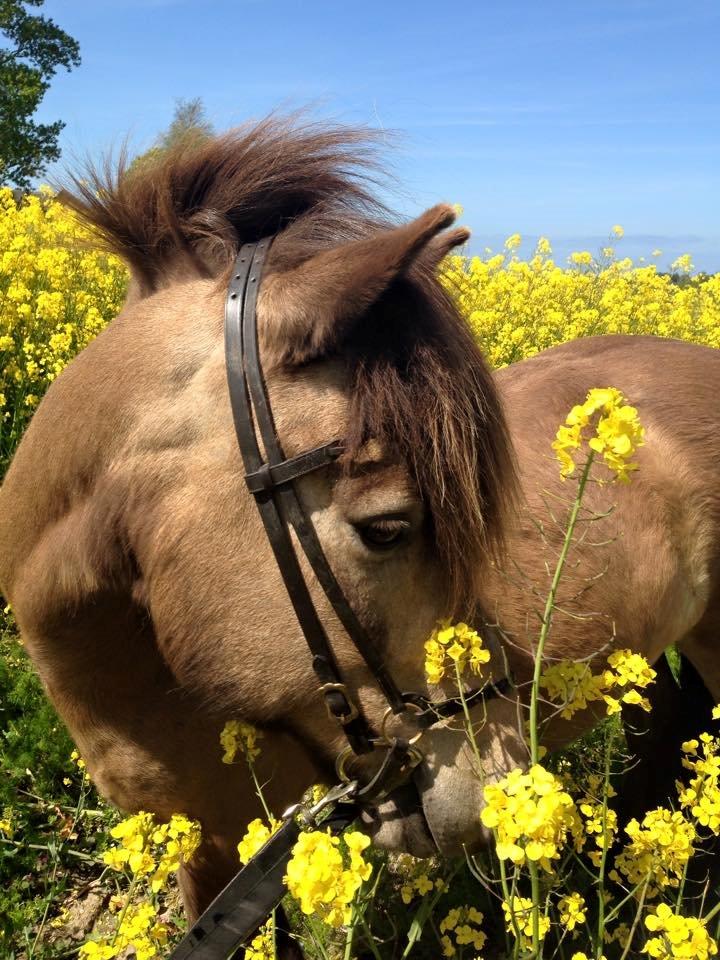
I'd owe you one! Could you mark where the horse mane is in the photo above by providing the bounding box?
[61,116,389,295]
[63,117,516,609]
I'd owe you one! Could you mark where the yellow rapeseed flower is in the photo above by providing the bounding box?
[643,903,717,959]
[396,855,442,903]
[443,240,716,373]
[540,648,655,720]
[671,253,694,274]
[245,921,275,960]
[102,810,201,893]
[424,619,490,684]
[580,797,618,867]
[558,892,586,931]
[539,660,606,719]
[612,807,696,894]
[80,901,171,960]
[237,816,280,864]
[284,829,372,928]
[678,731,720,834]
[0,188,127,466]
[552,387,645,481]
[220,720,262,763]
[503,895,550,942]
[481,764,584,871]
[439,905,486,957]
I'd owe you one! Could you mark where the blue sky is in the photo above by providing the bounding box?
[32,0,720,271]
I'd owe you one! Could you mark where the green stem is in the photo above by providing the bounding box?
[522,455,594,959]
[110,873,139,948]
[596,722,617,956]
[0,837,104,863]
[500,865,523,960]
[455,660,484,775]
[401,863,462,959]
[343,905,356,960]
[675,854,691,910]
[359,911,383,960]
[248,758,273,821]
[603,876,653,926]
[529,862,541,958]
[702,894,720,926]
[618,875,650,960]
[301,918,330,960]
[529,453,595,766]
[28,769,88,958]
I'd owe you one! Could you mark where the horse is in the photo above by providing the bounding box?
[1,119,719,927]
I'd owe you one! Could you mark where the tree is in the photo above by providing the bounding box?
[126,98,214,177]
[158,97,213,151]
[0,0,80,188]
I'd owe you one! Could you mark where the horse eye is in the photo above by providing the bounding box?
[356,517,411,551]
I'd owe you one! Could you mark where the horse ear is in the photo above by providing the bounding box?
[417,225,471,272]
[259,204,470,366]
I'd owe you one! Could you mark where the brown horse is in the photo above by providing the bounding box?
[1,119,719,922]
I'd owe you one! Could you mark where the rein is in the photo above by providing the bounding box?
[168,237,512,958]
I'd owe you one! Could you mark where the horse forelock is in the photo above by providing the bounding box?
[345,270,518,612]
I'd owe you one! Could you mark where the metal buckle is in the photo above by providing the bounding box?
[319,682,360,724]
[380,702,426,746]
[281,780,359,827]
[335,739,425,797]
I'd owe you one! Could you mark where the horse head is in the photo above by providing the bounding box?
[0,120,524,877]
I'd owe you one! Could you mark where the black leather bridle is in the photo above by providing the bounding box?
[225,236,510,774]
[169,235,512,959]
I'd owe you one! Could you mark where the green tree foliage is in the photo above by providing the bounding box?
[158,96,213,150]
[0,0,80,188]
[127,97,214,176]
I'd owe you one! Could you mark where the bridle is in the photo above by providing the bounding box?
[169,234,512,959]
[225,236,511,791]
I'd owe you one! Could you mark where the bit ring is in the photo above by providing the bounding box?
[380,702,426,746]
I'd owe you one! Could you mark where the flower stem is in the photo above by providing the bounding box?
[618,874,650,960]
[596,721,617,955]
[248,758,273,821]
[525,455,594,959]
[530,861,541,957]
[111,873,138,948]
[28,770,89,959]
[455,660,485,776]
[344,905,356,960]
[359,911,383,960]
[529,453,595,766]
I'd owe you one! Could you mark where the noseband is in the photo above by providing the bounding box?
[225,237,510,783]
